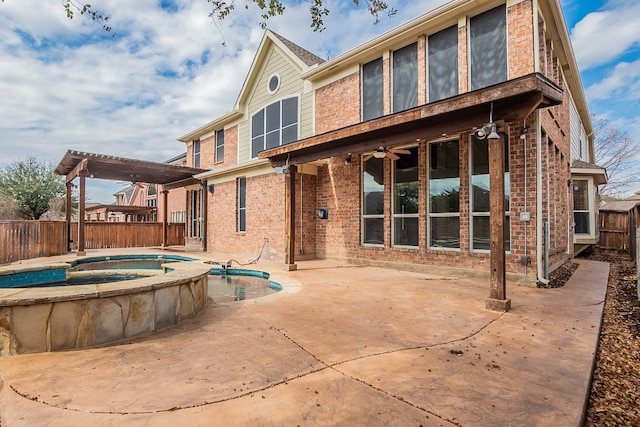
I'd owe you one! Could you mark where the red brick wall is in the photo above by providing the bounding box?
[315,72,361,134]
[508,0,535,78]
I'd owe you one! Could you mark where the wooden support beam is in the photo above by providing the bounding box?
[284,166,297,271]
[77,172,87,256]
[66,182,72,252]
[201,181,208,252]
[161,189,169,248]
[486,132,511,312]
[65,158,88,184]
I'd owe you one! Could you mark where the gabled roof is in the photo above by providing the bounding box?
[270,31,325,67]
[178,30,323,143]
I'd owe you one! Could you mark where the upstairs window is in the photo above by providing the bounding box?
[192,139,200,167]
[215,129,224,163]
[147,183,157,196]
[470,4,507,91]
[251,97,298,158]
[362,57,384,121]
[392,43,418,113]
[428,25,459,102]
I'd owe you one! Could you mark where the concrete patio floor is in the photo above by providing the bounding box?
[0,250,609,426]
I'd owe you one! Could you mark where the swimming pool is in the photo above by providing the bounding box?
[69,254,197,271]
[208,269,282,303]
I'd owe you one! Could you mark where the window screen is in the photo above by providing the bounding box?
[362,58,384,121]
[392,43,418,113]
[470,4,507,91]
[428,25,458,102]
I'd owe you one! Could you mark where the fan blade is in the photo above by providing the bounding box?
[389,148,411,155]
[363,153,374,161]
[387,152,400,160]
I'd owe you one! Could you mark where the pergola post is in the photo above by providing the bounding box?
[201,181,208,252]
[486,132,511,311]
[284,165,297,271]
[66,181,73,252]
[77,170,87,256]
[161,189,169,248]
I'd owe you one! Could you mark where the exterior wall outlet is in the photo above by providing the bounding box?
[520,212,531,222]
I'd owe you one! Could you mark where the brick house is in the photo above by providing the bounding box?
[178,0,605,286]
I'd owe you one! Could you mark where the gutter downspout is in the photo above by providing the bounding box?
[536,110,550,285]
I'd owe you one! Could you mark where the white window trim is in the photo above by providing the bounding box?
[361,155,385,247]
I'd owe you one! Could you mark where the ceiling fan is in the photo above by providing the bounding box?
[363,146,411,161]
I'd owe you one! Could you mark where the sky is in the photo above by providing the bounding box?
[1,0,639,203]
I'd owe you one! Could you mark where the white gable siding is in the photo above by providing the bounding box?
[238,47,312,163]
[569,93,588,162]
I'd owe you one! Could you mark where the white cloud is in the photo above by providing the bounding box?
[586,59,640,100]
[570,1,640,70]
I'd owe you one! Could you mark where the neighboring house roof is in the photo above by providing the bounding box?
[113,185,136,204]
[626,191,640,201]
[600,200,640,212]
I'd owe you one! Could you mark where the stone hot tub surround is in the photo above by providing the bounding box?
[0,262,210,357]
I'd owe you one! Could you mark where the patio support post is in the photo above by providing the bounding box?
[66,181,72,252]
[77,171,87,256]
[284,165,297,271]
[161,189,169,248]
[201,181,208,252]
[486,131,511,312]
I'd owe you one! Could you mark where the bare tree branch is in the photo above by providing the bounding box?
[593,115,638,197]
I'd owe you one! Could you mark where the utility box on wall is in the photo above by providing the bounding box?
[317,208,328,220]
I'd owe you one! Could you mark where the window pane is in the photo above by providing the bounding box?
[282,124,297,145]
[429,141,460,213]
[266,102,280,132]
[471,137,510,212]
[282,98,298,127]
[472,216,511,250]
[394,217,419,246]
[573,181,589,210]
[362,58,384,121]
[470,4,507,90]
[363,218,384,245]
[239,209,246,232]
[266,130,280,149]
[251,110,264,137]
[216,130,224,163]
[238,178,246,208]
[392,43,418,113]
[394,147,419,214]
[363,157,384,215]
[428,25,458,102]
[251,136,264,158]
[430,216,460,248]
[574,212,589,234]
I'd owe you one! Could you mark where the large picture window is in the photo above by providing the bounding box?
[470,136,510,251]
[393,147,419,247]
[362,156,385,245]
[470,4,507,91]
[392,43,418,113]
[573,180,590,234]
[238,177,246,232]
[251,97,298,158]
[428,140,460,249]
[215,129,224,163]
[428,25,458,102]
[362,57,384,121]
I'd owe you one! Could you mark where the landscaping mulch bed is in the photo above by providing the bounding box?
[578,251,640,426]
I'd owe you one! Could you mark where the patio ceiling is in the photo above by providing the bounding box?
[55,150,208,190]
[259,72,563,166]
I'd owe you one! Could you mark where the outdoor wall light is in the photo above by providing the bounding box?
[345,153,352,165]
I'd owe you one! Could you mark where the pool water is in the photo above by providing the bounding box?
[208,275,281,303]
[29,274,148,288]
[70,255,195,272]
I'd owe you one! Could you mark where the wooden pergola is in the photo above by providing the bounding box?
[55,150,207,255]
[259,72,563,311]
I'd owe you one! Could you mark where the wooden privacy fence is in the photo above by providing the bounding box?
[0,221,186,265]
[69,222,185,250]
[0,221,68,265]
[598,207,638,258]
